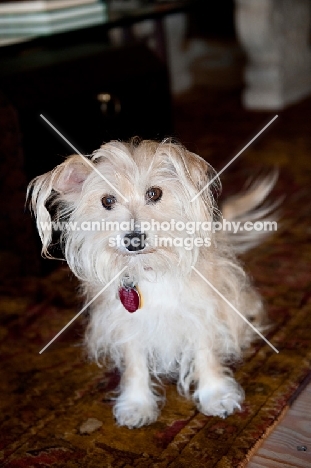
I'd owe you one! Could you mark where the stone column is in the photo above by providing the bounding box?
[235,0,311,109]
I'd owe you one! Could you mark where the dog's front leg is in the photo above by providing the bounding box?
[193,347,244,418]
[113,344,159,428]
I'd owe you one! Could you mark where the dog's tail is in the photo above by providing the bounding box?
[221,171,280,254]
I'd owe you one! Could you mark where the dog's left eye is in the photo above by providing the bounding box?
[146,187,162,203]
[101,195,116,210]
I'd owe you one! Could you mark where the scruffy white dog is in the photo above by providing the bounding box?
[28,139,276,428]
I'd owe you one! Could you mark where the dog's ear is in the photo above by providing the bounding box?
[182,150,213,193]
[27,155,92,256]
[160,141,220,208]
[52,155,92,195]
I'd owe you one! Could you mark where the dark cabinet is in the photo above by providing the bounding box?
[0,42,172,180]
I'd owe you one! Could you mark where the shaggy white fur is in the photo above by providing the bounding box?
[28,139,276,428]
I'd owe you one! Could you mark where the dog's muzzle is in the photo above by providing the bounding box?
[123,232,147,252]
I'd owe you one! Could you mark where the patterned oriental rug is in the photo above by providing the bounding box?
[1,91,311,467]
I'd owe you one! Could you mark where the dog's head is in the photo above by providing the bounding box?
[28,139,220,282]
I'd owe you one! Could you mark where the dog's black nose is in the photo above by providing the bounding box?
[123,232,146,251]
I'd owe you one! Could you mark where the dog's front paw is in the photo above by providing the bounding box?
[194,377,244,418]
[113,396,159,428]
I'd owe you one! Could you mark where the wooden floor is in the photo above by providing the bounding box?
[247,381,311,467]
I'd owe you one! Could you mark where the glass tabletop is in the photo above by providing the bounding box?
[0,0,194,48]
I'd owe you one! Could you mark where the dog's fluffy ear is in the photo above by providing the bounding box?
[27,155,92,256]
[53,155,92,195]
[160,142,213,192]
[182,149,218,195]
[183,150,221,220]
[160,141,220,217]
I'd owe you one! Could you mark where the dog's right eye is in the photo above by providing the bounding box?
[101,195,116,210]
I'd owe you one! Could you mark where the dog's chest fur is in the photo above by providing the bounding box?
[87,274,214,372]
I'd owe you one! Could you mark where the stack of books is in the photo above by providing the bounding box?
[0,0,107,45]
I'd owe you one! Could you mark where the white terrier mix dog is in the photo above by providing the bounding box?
[28,139,276,428]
